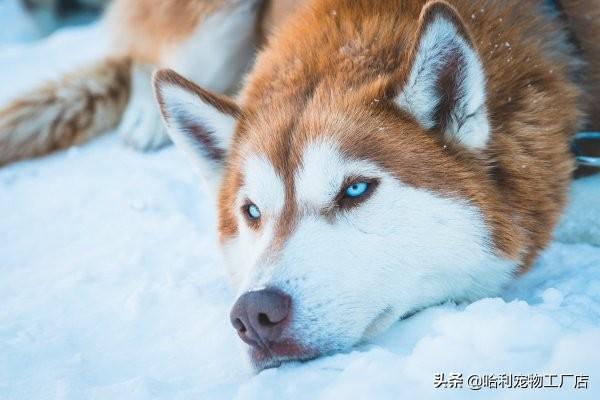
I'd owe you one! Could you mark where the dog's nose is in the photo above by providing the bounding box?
[230,289,291,348]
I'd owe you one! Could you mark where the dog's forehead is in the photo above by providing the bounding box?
[231,87,438,212]
[238,139,338,207]
[294,140,383,206]
[241,154,286,213]
[239,138,382,210]
[293,141,345,206]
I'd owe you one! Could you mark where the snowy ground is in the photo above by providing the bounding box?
[1,8,599,400]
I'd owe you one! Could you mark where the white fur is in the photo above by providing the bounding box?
[295,140,381,208]
[165,0,261,94]
[125,0,259,154]
[240,154,286,216]
[395,14,490,149]
[186,150,284,293]
[119,63,170,151]
[153,0,262,188]
[224,154,286,289]
[156,82,236,190]
[223,140,516,357]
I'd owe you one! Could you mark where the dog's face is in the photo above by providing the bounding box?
[155,2,519,370]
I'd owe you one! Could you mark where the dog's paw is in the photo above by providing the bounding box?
[118,63,171,151]
[118,100,170,151]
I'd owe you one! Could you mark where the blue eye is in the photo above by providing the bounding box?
[246,203,261,220]
[345,182,369,198]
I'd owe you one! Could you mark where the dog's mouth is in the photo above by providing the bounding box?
[248,339,320,371]
[248,308,427,370]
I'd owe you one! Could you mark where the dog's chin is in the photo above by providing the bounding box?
[247,339,320,372]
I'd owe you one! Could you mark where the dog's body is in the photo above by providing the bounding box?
[1,0,599,370]
[1,0,598,161]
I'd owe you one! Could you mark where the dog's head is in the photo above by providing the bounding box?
[154,1,520,370]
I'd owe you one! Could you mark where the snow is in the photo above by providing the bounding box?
[0,0,44,44]
[1,15,599,400]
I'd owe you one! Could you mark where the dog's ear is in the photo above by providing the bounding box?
[153,69,240,188]
[395,1,490,149]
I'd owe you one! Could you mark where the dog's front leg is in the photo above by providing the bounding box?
[118,62,170,151]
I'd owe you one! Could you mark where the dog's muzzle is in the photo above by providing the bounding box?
[230,288,291,349]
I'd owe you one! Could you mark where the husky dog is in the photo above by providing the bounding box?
[1,0,599,370]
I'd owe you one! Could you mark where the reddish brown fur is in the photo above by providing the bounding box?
[106,0,227,64]
[0,0,247,165]
[3,0,597,172]
[559,0,600,177]
[218,0,586,272]
[559,0,600,130]
[0,57,131,166]
[258,0,303,44]
[1,0,597,272]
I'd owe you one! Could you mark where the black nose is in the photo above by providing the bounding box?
[230,289,291,348]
